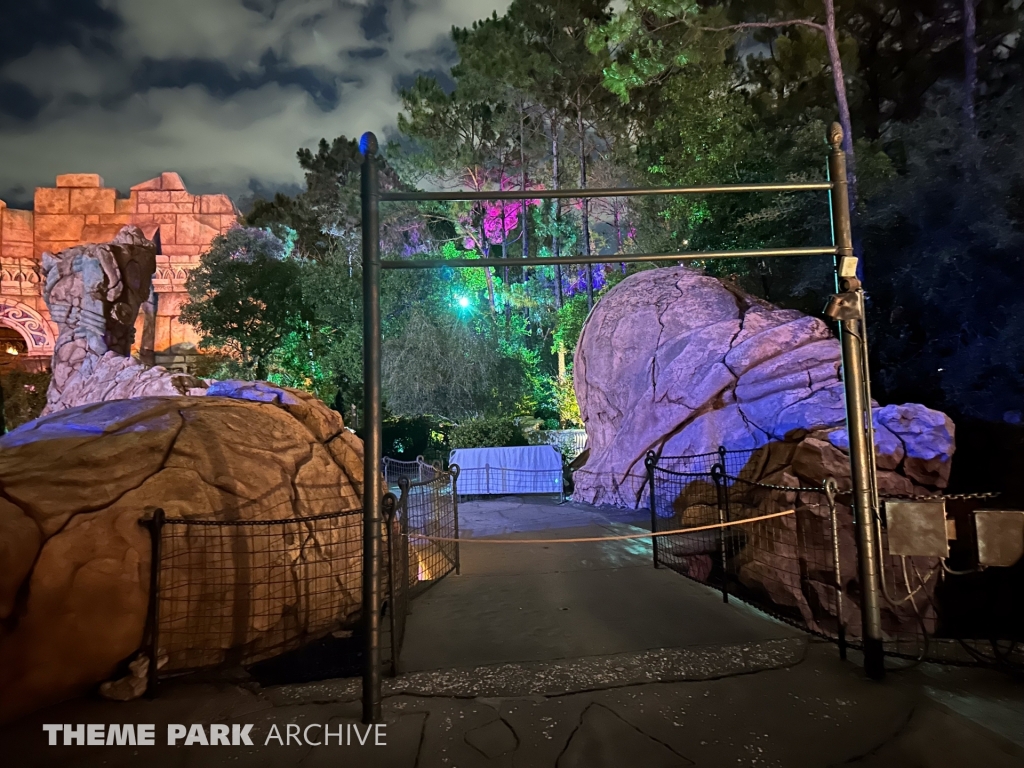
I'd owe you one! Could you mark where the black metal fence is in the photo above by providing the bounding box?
[383,466,460,675]
[648,447,1023,671]
[382,455,439,489]
[139,502,365,693]
[137,466,462,691]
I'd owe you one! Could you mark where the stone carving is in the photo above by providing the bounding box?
[0,389,366,722]
[0,300,54,354]
[572,266,955,636]
[40,226,205,415]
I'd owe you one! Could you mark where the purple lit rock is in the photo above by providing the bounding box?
[572,266,955,506]
[572,266,954,637]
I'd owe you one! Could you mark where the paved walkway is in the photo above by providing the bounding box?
[400,496,798,672]
[2,496,1022,767]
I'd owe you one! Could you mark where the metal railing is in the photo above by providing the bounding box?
[531,429,588,462]
[455,464,564,500]
[382,455,442,487]
[138,501,366,696]
[384,466,461,675]
[646,446,1023,670]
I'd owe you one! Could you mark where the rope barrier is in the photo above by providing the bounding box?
[405,508,796,544]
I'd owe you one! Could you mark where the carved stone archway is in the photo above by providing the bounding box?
[0,300,55,358]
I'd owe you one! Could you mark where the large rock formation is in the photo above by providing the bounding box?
[42,226,204,415]
[0,387,366,723]
[1,227,372,722]
[573,266,954,507]
[572,266,955,638]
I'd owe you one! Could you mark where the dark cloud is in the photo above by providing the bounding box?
[0,81,45,121]
[0,0,120,68]
[361,1,391,40]
[0,0,512,203]
[131,54,348,111]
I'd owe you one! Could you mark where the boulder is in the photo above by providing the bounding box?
[572,266,955,638]
[41,226,204,415]
[572,266,955,506]
[0,387,365,723]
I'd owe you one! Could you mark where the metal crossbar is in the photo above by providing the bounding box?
[380,181,834,201]
[380,246,836,269]
[358,121,887,722]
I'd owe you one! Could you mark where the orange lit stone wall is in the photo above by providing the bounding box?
[0,172,239,369]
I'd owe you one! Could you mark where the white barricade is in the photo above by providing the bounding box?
[449,445,563,496]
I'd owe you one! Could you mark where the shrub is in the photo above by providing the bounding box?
[1,370,50,432]
[450,416,528,449]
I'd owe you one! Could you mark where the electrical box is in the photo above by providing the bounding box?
[973,510,1024,567]
[885,500,949,557]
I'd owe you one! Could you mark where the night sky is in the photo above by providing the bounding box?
[0,0,510,208]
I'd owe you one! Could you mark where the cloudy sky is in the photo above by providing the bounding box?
[0,0,511,208]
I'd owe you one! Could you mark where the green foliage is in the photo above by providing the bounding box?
[552,293,591,359]
[181,227,310,380]
[1,370,50,432]
[382,309,532,420]
[552,372,583,427]
[378,416,455,461]
[450,416,530,449]
[861,93,1024,421]
[217,0,1024,441]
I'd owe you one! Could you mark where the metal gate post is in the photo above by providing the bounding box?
[360,132,384,721]
[828,123,884,680]
[450,464,462,575]
[645,451,660,568]
[383,492,400,677]
[711,464,729,603]
[139,507,165,698]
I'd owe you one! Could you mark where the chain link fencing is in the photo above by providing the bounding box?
[138,500,366,693]
[648,447,1022,671]
[137,462,463,691]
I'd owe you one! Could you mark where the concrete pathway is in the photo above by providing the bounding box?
[400,495,798,672]
[2,496,1021,767]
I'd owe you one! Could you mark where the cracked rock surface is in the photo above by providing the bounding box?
[0,389,365,723]
[41,226,204,416]
[571,267,956,638]
[573,266,955,509]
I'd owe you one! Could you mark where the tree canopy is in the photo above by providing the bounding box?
[183,0,1024,433]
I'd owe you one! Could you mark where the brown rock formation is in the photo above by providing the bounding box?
[0,390,365,722]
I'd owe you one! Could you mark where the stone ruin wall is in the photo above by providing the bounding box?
[0,172,238,372]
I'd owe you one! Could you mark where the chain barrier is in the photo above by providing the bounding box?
[646,446,1018,671]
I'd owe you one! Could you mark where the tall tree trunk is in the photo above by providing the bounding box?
[578,104,594,312]
[823,0,857,195]
[822,0,862,274]
[520,107,529,261]
[552,122,563,309]
[614,201,626,274]
[963,0,978,129]
[501,198,511,324]
[479,220,497,314]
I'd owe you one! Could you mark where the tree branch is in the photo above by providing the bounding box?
[696,19,827,34]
